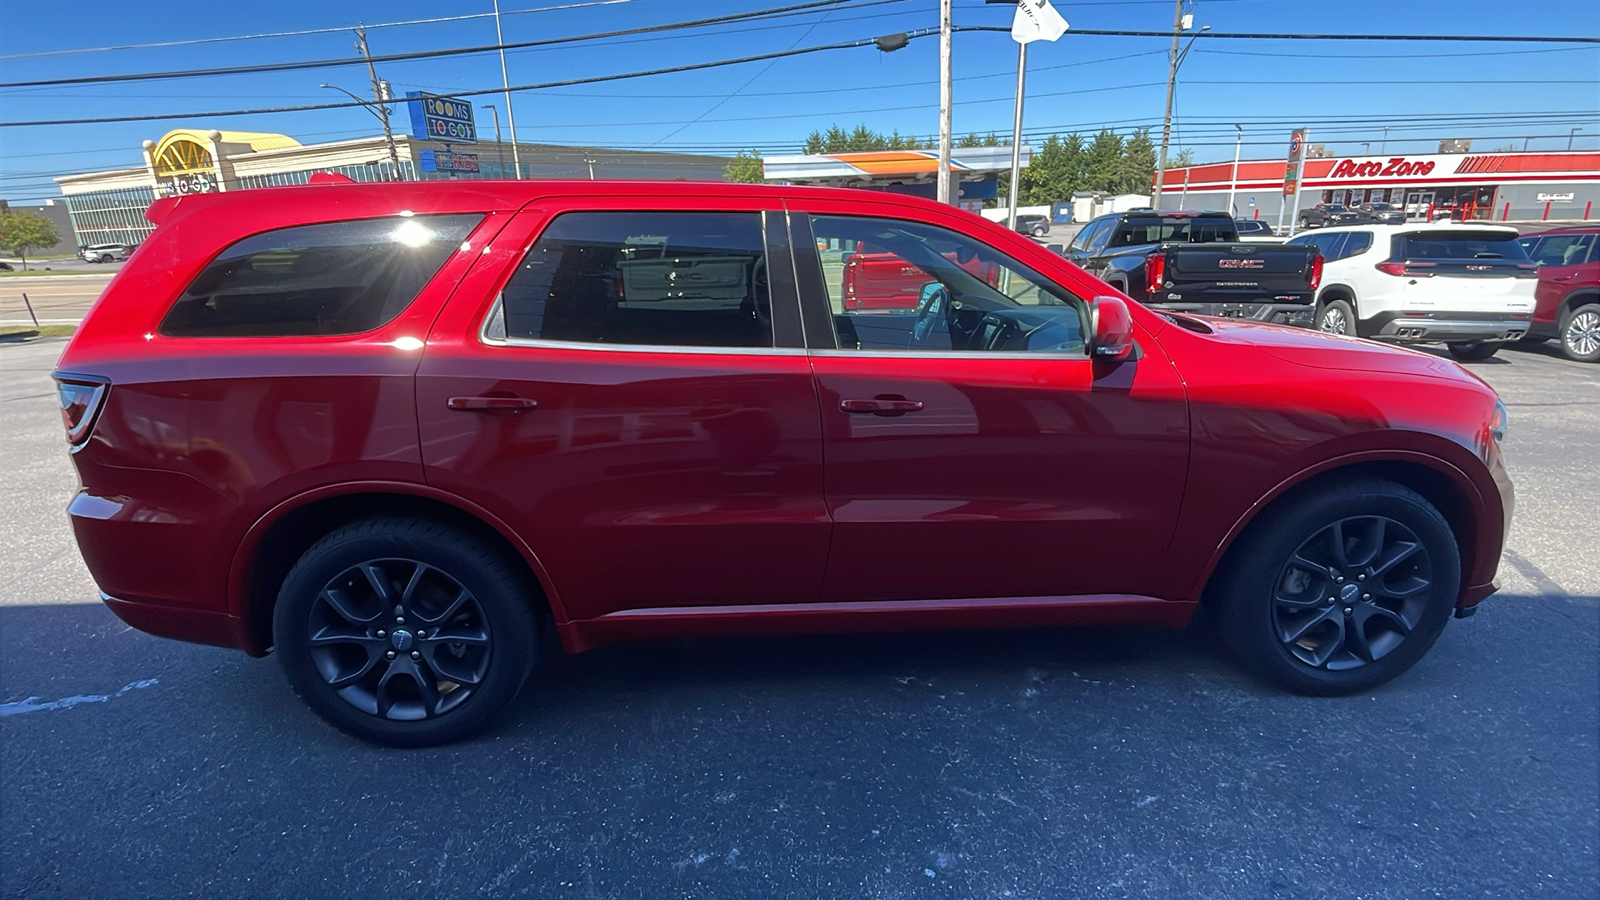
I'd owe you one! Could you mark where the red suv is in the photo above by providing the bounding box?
[55,181,1513,746]
[1518,227,1600,362]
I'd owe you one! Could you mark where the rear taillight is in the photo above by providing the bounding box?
[1309,254,1324,292]
[1376,260,1436,277]
[1146,251,1167,292]
[53,375,109,447]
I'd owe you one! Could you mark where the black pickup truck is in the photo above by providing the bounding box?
[1062,211,1323,326]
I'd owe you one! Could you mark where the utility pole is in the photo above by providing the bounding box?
[1153,0,1184,207]
[354,25,403,180]
[494,0,524,179]
[937,0,953,205]
[482,105,504,176]
[1006,42,1027,230]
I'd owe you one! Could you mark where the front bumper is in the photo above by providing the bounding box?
[1362,311,1531,343]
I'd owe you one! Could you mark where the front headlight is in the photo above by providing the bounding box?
[1490,398,1509,444]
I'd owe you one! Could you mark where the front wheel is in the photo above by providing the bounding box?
[1213,478,1460,695]
[1559,303,1600,362]
[1316,299,1356,335]
[1032,226,1048,237]
[1447,341,1500,361]
[273,517,538,747]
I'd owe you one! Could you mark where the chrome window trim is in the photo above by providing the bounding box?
[807,348,1094,362]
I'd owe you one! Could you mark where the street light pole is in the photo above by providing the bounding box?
[352,25,402,180]
[1154,4,1206,209]
[1226,124,1242,216]
[1381,125,1389,154]
[1361,142,1370,155]
[322,80,402,181]
[493,0,524,179]
[1570,127,1583,151]
[481,104,504,177]
[1006,42,1027,230]
[937,0,953,205]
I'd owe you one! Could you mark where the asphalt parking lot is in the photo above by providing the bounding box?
[1,336,1595,899]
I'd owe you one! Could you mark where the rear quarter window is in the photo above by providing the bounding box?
[159,214,482,337]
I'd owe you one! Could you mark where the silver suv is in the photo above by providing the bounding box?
[79,243,131,263]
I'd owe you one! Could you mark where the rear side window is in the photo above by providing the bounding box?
[1524,233,1595,267]
[160,214,481,337]
[1341,231,1374,259]
[486,211,772,349]
[1395,230,1532,262]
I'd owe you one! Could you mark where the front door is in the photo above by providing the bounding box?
[789,205,1191,604]
[417,202,828,622]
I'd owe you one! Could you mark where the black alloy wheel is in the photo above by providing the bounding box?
[274,517,537,746]
[1213,478,1459,695]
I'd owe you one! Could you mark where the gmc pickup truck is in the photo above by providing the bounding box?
[1063,211,1324,326]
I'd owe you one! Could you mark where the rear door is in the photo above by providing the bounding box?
[789,202,1190,605]
[1391,229,1538,314]
[416,198,829,623]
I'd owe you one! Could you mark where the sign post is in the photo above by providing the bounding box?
[1281,127,1309,237]
[997,0,1068,231]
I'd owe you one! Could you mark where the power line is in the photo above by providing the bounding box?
[5,19,1595,91]
[2,26,1008,128]
[0,0,899,90]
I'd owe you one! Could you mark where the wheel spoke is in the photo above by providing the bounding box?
[327,649,384,689]
[321,587,377,625]
[411,665,444,718]
[426,626,489,646]
[417,587,472,627]
[422,645,486,685]
[1364,604,1414,636]
[1344,614,1377,662]
[1373,576,1431,600]
[1280,606,1338,645]
[1370,540,1422,578]
[309,624,380,647]
[398,563,429,610]
[360,563,399,607]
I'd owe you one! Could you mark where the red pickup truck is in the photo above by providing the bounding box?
[843,245,1000,309]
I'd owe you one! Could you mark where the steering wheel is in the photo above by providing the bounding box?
[910,284,950,346]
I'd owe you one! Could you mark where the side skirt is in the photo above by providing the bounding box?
[559,594,1197,654]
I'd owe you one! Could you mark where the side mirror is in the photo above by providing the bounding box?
[1088,295,1135,361]
[1046,243,1064,254]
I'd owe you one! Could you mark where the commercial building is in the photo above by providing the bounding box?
[1155,150,1600,224]
[53,127,731,247]
[761,146,1028,213]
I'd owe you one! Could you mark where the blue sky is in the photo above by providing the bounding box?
[1,0,1596,201]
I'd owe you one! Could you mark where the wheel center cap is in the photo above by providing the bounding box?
[390,629,414,651]
[1339,583,1362,603]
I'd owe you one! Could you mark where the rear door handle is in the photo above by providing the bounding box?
[1550,275,1573,282]
[840,397,923,416]
[447,395,538,412]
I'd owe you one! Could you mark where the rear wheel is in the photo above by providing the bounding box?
[1446,341,1500,361]
[1559,303,1600,362]
[273,517,538,747]
[1316,299,1356,335]
[1032,226,1048,237]
[1213,479,1459,695]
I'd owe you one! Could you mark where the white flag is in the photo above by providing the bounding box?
[1011,0,1068,44]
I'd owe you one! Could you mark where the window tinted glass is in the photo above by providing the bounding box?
[1341,231,1374,259]
[490,211,771,349]
[1397,230,1532,261]
[1525,233,1595,267]
[809,215,1087,355]
[1070,218,1105,251]
[1109,216,1232,247]
[160,215,480,337]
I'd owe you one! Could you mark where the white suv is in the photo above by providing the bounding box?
[1287,224,1537,361]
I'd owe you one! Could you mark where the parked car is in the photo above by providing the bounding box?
[56,181,1513,746]
[1297,204,1365,230]
[0,260,13,272]
[78,243,131,263]
[1287,224,1537,360]
[841,244,999,310]
[1015,214,1051,237]
[1517,227,1600,362]
[1232,219,1280,242]
[1358,202,1407,225]
[1064,210,1322,325]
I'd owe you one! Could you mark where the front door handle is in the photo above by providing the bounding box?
[447,395,538,412]
[840,396,923,416]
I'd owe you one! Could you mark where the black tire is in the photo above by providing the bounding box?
[1558,302,1600,363]
[1032,226,1048,237]
[273,517,538,747]
[97,254,113,263]
[1316,298,1356,335]
[1213,478,1460,695]
[1446,341,1500,361]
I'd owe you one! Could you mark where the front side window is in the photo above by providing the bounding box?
[486,211,772,349]
[809,215,1087,355]
[160,214,481,337]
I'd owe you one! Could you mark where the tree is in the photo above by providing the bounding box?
[723,150,764,184]
[802,125,928,154]
[0,210,59,271]
[956,132,1001,148]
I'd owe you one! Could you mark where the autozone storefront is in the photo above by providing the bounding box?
[1156,150,1600,223]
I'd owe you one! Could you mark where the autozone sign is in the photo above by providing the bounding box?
[1329,157,1437,179]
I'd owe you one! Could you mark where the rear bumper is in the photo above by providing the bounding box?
[100,591,249,651]
[1151,301,1315,327]
[1361,311,1531,343]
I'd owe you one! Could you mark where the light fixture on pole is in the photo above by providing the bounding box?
[1570,127,1583,150]
[993,0,1068,230]
[1226,124,1242,216]
[1153,2,1208,208]
[322,80,402,181]
[493,0,523,179]
[1361,142,1370,155]
[1381,125,1389,154]
[481,104,505,177]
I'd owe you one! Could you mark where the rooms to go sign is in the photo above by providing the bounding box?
[405,92,477,144]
